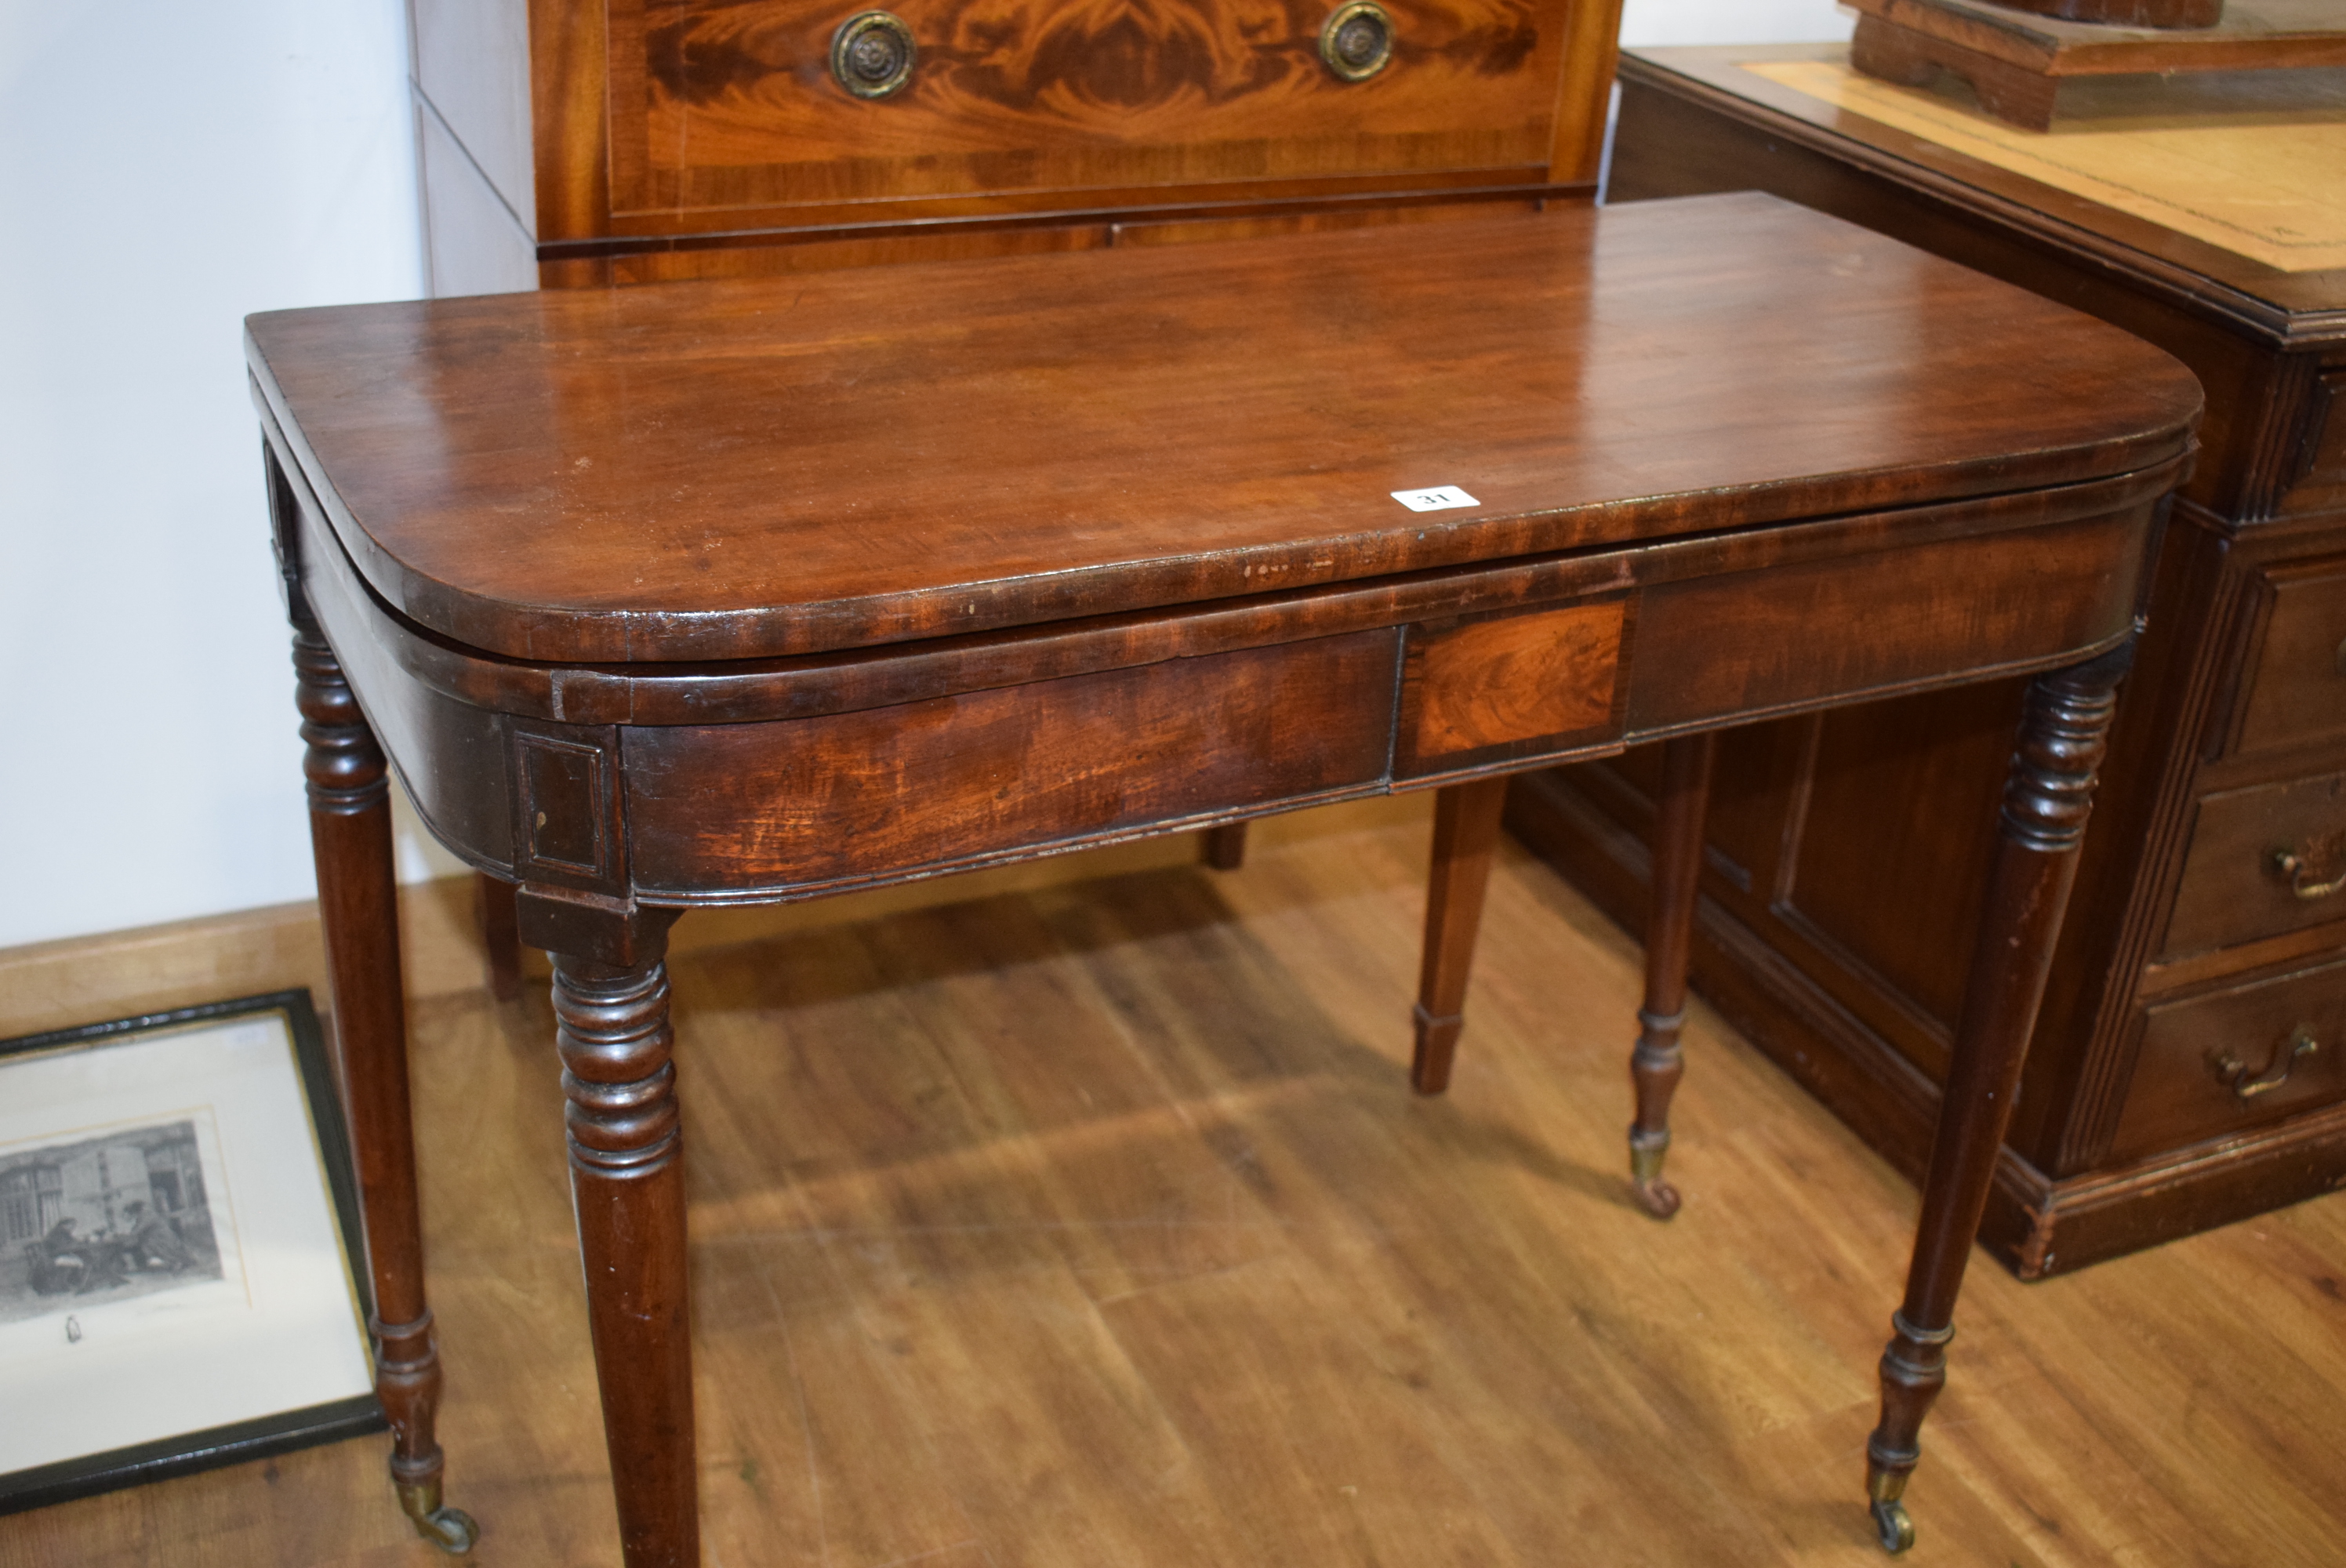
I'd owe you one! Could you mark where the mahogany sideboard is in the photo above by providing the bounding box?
[251,194,2198,1562]
[1509,44,2346,1278]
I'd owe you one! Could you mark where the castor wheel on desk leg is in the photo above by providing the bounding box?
[416,1507,480,1555]
[398,1479,480,1555]
[1865,1430,1925,1556]
[1628,1127,1681,1220]
[1869,1496,1915,1555]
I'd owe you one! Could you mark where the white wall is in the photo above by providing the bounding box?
[0,1,1853,952]
[1621,0,1854,46]
[0,0,441,949]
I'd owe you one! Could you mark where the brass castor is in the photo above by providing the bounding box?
[1629,1174,1681,1220]
[398,1479,480,1555]
[1871,1497,1915,1554]
[1628,1130,1681,1220]
[415,1505,480,1555]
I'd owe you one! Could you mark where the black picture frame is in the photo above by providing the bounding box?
[0,989,385,1516]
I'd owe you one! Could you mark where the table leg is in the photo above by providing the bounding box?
[1865,643,2130,1554]
[1411,777,1511,1094]
[290,622,478,1554]
[1200,822,1250,871]
[1628,732,1716,1221]
[551,920,698,1568]
[476,873,523,1001]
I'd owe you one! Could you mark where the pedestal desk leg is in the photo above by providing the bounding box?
[551,924,699,1568]
[1628,732,1716,1221]
[1411,777,1511,1094]
[1865,644,2130,1554]
[1200,822,1250,871]
[290,625,478,1555]
[476,873,523,1002]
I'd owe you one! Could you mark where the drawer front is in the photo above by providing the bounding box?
[2232,557,2346,760]
[624,628,1398,896]
[605,0,1589,228]
[2163,771,2346,959]
[2109,957,2346,1163]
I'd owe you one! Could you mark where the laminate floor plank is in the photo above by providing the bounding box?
[5,797,2342,1568]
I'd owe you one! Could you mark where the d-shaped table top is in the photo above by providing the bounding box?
[245,191,2199,668]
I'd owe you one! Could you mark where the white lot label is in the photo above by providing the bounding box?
[1390,485,1480,513]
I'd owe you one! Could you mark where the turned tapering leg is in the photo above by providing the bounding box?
[1865,644,2130,1554]
[1201,822,1250,871]
[553,923,697,1568]
[1628,732,1717,1221]
[1411,777,1512,1094]
[476,873,523,1002]
[292,624,478,1554]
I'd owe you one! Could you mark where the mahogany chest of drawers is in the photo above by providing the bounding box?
[409,0,1625,292]
[1509,43,2346,1276]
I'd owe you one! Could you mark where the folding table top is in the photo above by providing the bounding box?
[246,191,2199,666]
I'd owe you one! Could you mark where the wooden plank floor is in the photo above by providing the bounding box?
[8,796,2344,1567]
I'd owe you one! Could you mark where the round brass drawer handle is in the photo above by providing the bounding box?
[832,11,916,100]
[2212,1028,2319,1101]
[1320,1,1395,83]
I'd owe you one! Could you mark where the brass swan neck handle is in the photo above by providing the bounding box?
[2213,1029,2319,1101]
[2272,845,2346,902]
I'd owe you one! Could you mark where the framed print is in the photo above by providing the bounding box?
[0,990,383,1515]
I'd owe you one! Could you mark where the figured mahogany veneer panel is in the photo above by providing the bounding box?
[1628,510,2150,734]
[612,0,1567,217]
[623,629,1396,896]
[1398,599,1625,774]
[245,194,2199,666]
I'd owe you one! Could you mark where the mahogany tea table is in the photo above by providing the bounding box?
[245,191,2199,1563]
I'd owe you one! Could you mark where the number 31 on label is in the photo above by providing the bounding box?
[1390,485,1480,513]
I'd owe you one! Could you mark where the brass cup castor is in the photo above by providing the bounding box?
[398,1479,480,1555]
[1628,1127,1681,1220]
[1866,1468,1916,1555]
[1870,1497,1915,1554]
